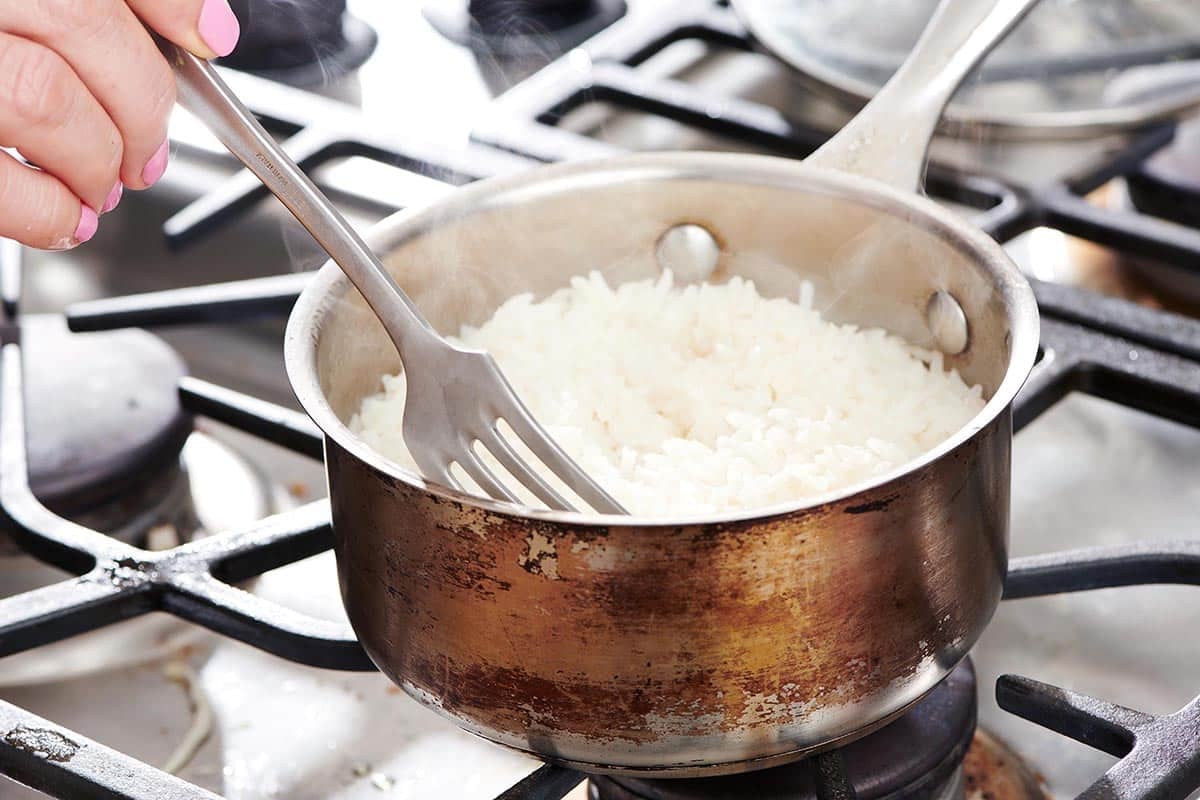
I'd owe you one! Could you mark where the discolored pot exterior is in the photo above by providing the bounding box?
[325,413,1009,775]
[286,153,1037,777]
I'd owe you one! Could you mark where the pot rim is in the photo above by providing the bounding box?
[284,151,1039,527]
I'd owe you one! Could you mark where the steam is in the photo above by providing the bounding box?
[279,207,334,275]
[249,0,345,87]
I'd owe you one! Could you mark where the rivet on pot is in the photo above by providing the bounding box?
[926,291,969,355]
[655,224,720,283]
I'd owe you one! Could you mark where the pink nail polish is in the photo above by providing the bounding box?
[74,205,98,245]
[142,141,169,187]
[101,183,123,213]
[198,0,241,58]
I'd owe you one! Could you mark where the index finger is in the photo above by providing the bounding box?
[127,0,241,59]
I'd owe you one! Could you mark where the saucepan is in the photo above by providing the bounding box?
[731,0,1200,137]
[284,0,1040,778]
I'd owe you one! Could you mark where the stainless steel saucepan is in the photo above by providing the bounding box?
[731,0,1200,138]
[284,0,1040,778]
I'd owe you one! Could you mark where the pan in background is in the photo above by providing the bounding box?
[732,0,1200,138]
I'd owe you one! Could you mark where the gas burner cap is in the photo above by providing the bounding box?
[1125,117,1200,229]
[592,660,976,800]
[219,1,377,88]
[18,315,190,519]
[1108,114,1200,304]
[424,0,627,60]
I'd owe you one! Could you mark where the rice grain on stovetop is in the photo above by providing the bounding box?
[351,271,985,516]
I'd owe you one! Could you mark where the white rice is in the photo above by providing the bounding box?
[351,271,985,516]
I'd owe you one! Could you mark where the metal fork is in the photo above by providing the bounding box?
[162,44,626,515]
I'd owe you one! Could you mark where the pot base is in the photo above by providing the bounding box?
[590,660,977,797]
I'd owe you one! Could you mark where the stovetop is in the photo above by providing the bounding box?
[4,1,1200,799]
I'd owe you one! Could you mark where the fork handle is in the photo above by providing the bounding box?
[161,42,440,356]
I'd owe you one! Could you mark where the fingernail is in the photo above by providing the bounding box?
[199,0,241,58]
[142,141,169,187]
[74,205,98,245]
[101,182,123,213]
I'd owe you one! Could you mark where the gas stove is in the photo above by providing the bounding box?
[3,1,1200,799]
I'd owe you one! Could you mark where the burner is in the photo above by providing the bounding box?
[424,0,627,59]
[0,316,191,554]
[1108,116,1200,303]
[0,432,276,687]
[1125,117,1200,228]
[591,661,978,800]
[0,318,282,686]
[220,0,377,88]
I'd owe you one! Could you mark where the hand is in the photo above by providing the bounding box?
[0,0,240,249]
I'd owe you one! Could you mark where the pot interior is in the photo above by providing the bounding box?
[308,157,1026,463]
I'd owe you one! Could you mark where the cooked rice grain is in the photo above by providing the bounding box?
[351,271,985,515]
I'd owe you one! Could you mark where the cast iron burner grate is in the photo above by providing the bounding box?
[5,0,1200,797]
[42,235,1200,800]
[159,67,534,250]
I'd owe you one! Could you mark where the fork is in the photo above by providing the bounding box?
[162,44,627,515]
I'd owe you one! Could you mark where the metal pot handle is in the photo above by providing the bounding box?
[806,0,1042,193]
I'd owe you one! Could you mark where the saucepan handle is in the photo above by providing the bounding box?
[806,0,1043,193]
